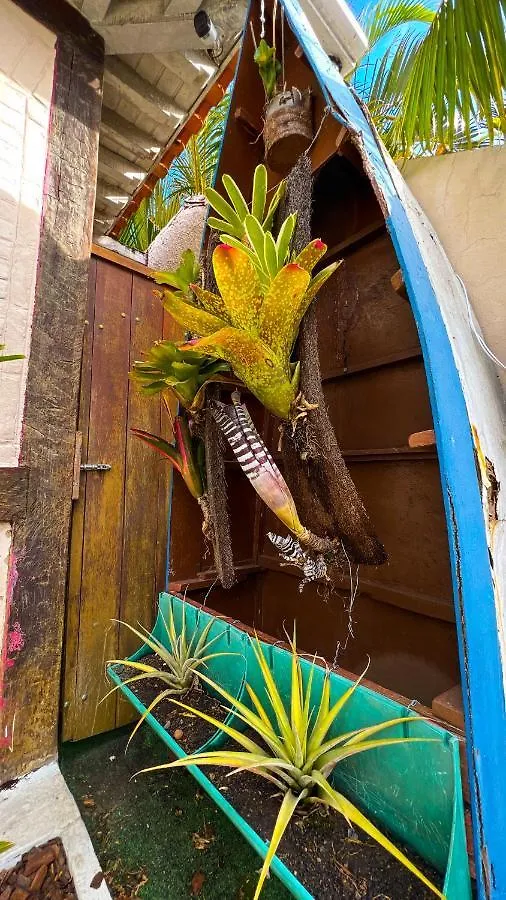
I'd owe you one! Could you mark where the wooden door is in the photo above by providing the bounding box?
[62,249,171,741]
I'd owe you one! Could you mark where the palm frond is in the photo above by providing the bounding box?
[118,92,230,252]
[353,0,506,157]
[359,0,436,52]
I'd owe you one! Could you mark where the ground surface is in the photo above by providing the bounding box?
[61,726,290,900]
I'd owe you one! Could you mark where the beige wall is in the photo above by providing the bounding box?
[402,147,506,391]
[0,0,55,679]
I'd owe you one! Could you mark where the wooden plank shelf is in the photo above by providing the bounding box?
[322,346,422,382]
[391,268,408,299]
[170,563,263,593]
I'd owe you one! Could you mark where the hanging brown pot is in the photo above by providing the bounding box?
[263,88,313,174]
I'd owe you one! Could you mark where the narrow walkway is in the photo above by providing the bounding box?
[61,725,290,900]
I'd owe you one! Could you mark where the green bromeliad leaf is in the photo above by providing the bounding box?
[130,339,232,410]
[258,263,311,362]
[185,327,296,420]
[162,290,226,336]
[190,283,231,322]
[293,239,328,272]
[153,248,200,296]
[212,243,263,332]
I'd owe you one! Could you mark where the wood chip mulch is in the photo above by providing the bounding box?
[0,838,77,900]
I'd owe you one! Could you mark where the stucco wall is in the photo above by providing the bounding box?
[402,147,506,391]
[0,0,55,688]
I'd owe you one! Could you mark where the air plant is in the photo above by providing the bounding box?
[130,339,232,413]
[138,633,443,900]
[106,604,233,747]
[254,38,281,101]
[161,168,340,420]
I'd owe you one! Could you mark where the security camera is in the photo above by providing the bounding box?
[193,0,248,50]
[194,9,220,46]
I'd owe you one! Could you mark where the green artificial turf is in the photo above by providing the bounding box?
[61,725,291,900]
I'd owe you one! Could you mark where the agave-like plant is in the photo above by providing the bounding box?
[139,634,443,899]
[106,604,233,747]
[161,167,341,421]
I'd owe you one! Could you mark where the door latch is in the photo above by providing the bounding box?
[80,463,111,472]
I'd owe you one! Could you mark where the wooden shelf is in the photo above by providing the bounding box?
[322,346,422,382]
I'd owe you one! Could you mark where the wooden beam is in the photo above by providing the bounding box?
[325,220,386,259]
[109,51,239,237]
[391,268,408,299]
[408,429,436,448]
[0,468,29,521]
[1,23,104,782]
[91,242,153,278]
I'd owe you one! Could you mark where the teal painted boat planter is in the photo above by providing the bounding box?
[109,593,471,899]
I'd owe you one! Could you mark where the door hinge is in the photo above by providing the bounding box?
[80,463,112,472]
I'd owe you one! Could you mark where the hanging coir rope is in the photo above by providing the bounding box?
[280,153,387,566]
[202,231,236,588]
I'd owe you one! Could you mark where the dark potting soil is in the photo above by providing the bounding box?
[208,760,444,900]
[114,653,228,754]
[0,838,77,899]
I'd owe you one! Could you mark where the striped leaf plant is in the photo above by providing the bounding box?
[138,633,444,899]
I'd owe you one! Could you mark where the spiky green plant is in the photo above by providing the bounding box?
[161,166,341,421]
[0,841,13,854]
[139,634,443,899]
[206,163,286,250]
[131,340,232,412]
[106,604,234,747]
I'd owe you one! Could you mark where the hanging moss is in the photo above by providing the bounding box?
[280,153,386,567]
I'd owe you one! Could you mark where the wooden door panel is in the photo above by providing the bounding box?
[74,260,132,738]
[63,256,169,740]
[116,277,167,726]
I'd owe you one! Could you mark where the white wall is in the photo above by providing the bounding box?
[0,0,55,671]
[402,147,506,391]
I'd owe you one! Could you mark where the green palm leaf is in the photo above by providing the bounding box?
[354,0,506,157]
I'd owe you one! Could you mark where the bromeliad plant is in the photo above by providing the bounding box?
[106,604,232,746]
[132,405,205,501]
[212,391,337,581]
[139,634,443,899]
[131,339,232,413]
[131,403,214,536]
[161,165,340,421]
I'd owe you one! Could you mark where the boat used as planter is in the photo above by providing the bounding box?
[109,592,471,900]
